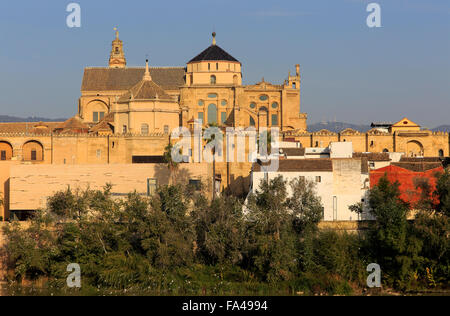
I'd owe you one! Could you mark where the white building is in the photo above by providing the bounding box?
[250,158,372,221]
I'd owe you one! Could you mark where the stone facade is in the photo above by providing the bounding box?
[0,30,448,220]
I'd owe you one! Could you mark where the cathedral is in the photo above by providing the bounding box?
[0,29,448,166]
[0,29,449,221]
[79,30,307,135]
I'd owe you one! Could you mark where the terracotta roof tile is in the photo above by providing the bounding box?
[81,67,185,91]
[0,122,61,134]
[253,159,333,172]
[391,162,443,172]
[281,148,305,157]
[353,152,391,161]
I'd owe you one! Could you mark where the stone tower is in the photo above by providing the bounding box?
[109,28,126,68]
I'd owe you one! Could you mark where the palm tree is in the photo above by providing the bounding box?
[206,123,220,200]
[163,142,180,185]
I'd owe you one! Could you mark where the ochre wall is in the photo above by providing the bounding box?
[9,163,210,211]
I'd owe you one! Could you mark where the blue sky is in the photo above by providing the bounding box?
[0,0,449,127]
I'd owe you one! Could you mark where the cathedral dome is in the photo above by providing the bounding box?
[188,32,239,63]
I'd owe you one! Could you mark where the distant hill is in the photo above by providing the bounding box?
[308,121,371,133]
[432,125,450,132]
[0,115,66,123]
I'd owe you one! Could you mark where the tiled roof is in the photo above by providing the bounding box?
[89,113,115,133]
[55,116,90,134]
[0,122,62,134]
[281,148,305,157]
[391,162,443,172]
[118,79,173,102]
[400,157,442,163]
[189,45,239,63]
[353,152,391,161]
[81,67,186,91]
[253,159,333,172]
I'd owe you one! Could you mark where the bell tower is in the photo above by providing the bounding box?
[109,27,126,68]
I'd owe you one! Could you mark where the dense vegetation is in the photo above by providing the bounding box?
[1,170,449,295]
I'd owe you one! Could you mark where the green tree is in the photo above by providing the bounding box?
[286,177,324,271]
[245,176,298,282]
[366,175,420,289]
[434,169,450,217]
[192,194,245,266]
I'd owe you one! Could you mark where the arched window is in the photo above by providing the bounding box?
[207,104,218,125]
[210,75,216,85]
[250,116,256,126]
[383,148,389,153]
[23,140,44,161]
[439,149,444,157]
[141,123,149,135]
[0,141,13,161]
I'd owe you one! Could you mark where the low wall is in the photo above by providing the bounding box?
[9,163,211,212]
[318,220,371,233]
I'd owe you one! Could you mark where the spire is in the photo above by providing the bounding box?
[143,59,152,81]
[109,27,126,68]
[212,32,217,46]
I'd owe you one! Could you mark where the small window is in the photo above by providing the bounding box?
[31,150,37,161]
[99,112,105,120]
[369,162,375,168]
[141,123,149,135]
[271,114,278,126]
[259,95,269,101]
[316,176,321,183]
[439,149,444,157]
[208,63,211,71]
[221,100,227,106]
[198,100,204,106]
[315,141,319,147]
[271,102,278,109]
[208,93,217,98]
[250,116,256,126]
[370,140,374,147]
[189,179,201,191]
[93,112,99,122]
[221,112,227,124]
[164,125,169,135]
[115,47,119,54]
[293,82,297,89]
[210,75,216,85]
[147,178,158,196]
[216,63,219,70]
[250,103,256,109]
[383,148,389,153]
[123,125,127,134]
[96,149,102,158]
[1,151,6,161]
